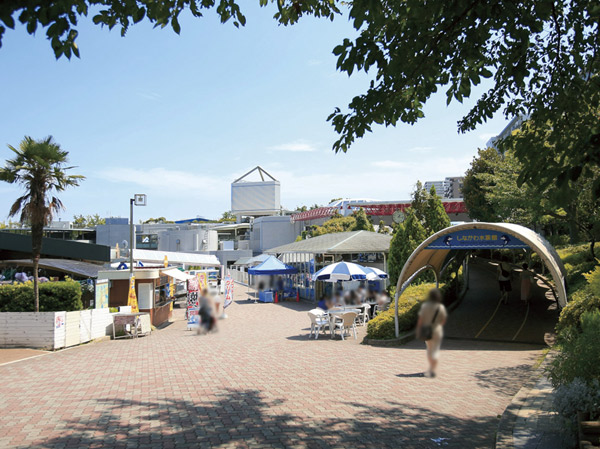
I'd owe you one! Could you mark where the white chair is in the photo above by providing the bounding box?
[358,305,370,326]
[333,312,358,340]
[308,310,329,339]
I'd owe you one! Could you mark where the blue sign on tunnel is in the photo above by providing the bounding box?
[426,229,529,250]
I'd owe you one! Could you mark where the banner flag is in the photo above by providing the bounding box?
[186,276,200,329]
[224,275,234,308]
[127,275,139,313]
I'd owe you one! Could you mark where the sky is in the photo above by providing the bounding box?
[0,3,508,222]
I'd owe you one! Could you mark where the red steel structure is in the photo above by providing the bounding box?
[291,201,467,222]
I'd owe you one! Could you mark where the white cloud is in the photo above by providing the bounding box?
[136,91,161,101]
[478,132,497,141]
[268,141,318,152]
[277,155,473,206]
[370,160,410,169]
[97,167,227,195]
[408,146,434,152]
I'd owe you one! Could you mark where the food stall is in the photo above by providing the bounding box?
[98,266,194,327]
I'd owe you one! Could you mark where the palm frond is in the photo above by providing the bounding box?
[8,196,27,218]
[1,136,84,227]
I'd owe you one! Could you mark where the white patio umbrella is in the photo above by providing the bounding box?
[362,266,388,279]
[312,261,372,282]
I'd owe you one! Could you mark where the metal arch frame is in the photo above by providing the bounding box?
[393,264,438,338]
[392,223,568,339]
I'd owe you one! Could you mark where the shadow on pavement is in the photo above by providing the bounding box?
[20,390,497,449]
[474,364,533,397]
[384,338,545,353]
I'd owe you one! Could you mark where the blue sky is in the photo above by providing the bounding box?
[0,4,508,222]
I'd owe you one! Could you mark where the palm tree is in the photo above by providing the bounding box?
[0,136,84,312]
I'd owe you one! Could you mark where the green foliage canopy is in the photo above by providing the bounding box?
[143,217,174,224]
[465,145,600,255]
[387,182,450,286]
[352,207,374,232]
[387,208,427,287]
[310,213,355,237]
[462,148,502,222]
[0,0,338,59]
[327,1,600,198]
[2,0,597,195]
[73,213,105,228]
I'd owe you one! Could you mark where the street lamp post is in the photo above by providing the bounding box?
[129,194,147,275]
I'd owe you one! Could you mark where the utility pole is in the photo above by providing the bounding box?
[129,194,147,275]
[129,198,134,275]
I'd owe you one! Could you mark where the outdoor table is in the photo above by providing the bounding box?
[326,308,361,335]
[112,313,151,339]
[258,290,274,303]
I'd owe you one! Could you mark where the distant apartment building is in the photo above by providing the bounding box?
[486,115,528,151]
[423,180,446,197]
[444,176,464,199]
[424,177,464,199]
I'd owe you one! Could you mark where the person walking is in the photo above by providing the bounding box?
[497,256,512,305]
[416,288,447,378]
[520,263,534,304]
[198,288,216,335]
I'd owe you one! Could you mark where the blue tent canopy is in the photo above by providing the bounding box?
[247,256,298,276]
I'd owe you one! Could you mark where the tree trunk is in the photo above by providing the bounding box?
[33,255,39,313]
[567,204,580,243]
[31,222,43,313]
[591,240,596,259]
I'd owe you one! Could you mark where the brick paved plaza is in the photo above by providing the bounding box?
[0,286,545,449]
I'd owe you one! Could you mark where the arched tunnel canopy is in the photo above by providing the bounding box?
[396,222,568,314]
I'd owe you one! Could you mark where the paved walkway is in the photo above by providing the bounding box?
[0,285,546,449]
[496,353,570,449]
[0,348,48,366]
[512,375,565,449]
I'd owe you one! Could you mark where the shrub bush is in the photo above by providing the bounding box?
[556,263,600,335]
[367,283,436,340]
[553,378,600,424]
[547,234,571,248]
[556,288,600,335]
[556,244,597,294]
[548,310,600,388]
[0,280,83,312]
[366,277,464,340]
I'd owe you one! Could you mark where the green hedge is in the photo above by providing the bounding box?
[367,283,435,340]
[556,244,597,294]
[557,261,600,335]
[549,310,600,388]
[368,266,463,341]
[0,280,83,312]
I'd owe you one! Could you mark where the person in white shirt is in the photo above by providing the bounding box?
[497,256,513,305]
[520,263,534,304]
